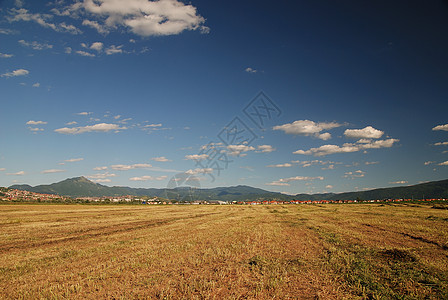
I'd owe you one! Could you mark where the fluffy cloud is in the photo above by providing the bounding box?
[344,170,365,179]
[185,154,209,161]
[227,145,255,156]
[432,124,448,131]
[267,163,292,168]
[344,126,384,139]
[0,53,14,58]
[41,169,66,174]
[434,142,448,146]
[129,175,167,181]
[105,45,123,55]
[90,42,104,52]
[152,156,172,162]
[76,50,95,57]
[266,176,324,186]
[111,163,152,171]
[32,83,40,88]
[245,67,257,73]
[1,68,29,77]
[438,161,448,166]
[8,8,82,34]
[26,120,47,125]
[64,158,83,163]
[389,180,408,184]
[273,120,341,140]
[54,123,126,134]
[6,171,25,176]
[82,19,109,34]
[18,40,53,50]
[87,172,116,179]
[294,139,399,156]
[185,168,213,175]
[66,0,208,37]
[93,166,108,171]
[256,145,275,153]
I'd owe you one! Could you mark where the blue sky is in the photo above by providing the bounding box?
[1,0,447,195]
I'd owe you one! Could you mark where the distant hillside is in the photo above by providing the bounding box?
[325,179,448,201]
[8,177,448,201]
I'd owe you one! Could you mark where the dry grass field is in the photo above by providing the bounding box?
[0,202,447,299]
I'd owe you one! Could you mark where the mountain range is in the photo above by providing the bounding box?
[8,177,448,201]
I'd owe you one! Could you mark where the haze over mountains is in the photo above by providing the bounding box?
[8,177,448,202]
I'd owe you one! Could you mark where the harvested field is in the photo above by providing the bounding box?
[0,203,447,299]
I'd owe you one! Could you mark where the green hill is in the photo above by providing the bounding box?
[8,177,448,201]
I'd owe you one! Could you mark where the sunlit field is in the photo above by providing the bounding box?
[0,203,447,299]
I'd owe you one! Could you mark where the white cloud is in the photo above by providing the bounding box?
[432,124,448,131]
[65,47,72,54]
[227,145,255,156]
[424,161,434,166]
[26,120,47,125]
[32,83,40,88]
[1,68,29,77]
[18,39,53,50]
[294,139,399,156]
[0,53,14,58]
[129,175,168,181]
[185,168,213,175]
[90,42,104,52]
[273,120,341,140]
[76,112,92,115]
[0,168,5,171]
[267,163,292,168]
[87,172,116,179]
[256,145,275,153]
[93,166,108,171]
[8,8,82,34]
[245,67,257,73]
[65,158,83,163]
[28,127,44,132]
[69,0,208,37]
[41,169,66,174]
[344,170,365,179]
[76,50,95,57]
[185,154,209,161]
[66,121,77,125]
[0,28,17,35]
[438,161,448,166]
[365,161,379,165]
[105,45,123,55]
[152,156,171,162]
[389,180,408,184]
[110,163,152,171]
[54,123,127,134]
[266,176,324,186]
[344,126,384,139]
[82,19,109,34]
[7,171,25,176]
[434,142,448,146]
[325,185,333,189]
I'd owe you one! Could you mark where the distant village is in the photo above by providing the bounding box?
[0,187,446,205]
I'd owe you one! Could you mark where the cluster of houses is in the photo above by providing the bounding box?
[0,189,69,202]
[241,198,447,205]
[1,188,446,205]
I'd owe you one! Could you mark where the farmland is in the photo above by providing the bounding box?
[0,203,447,299]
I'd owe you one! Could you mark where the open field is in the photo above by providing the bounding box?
[0,203,447,299]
